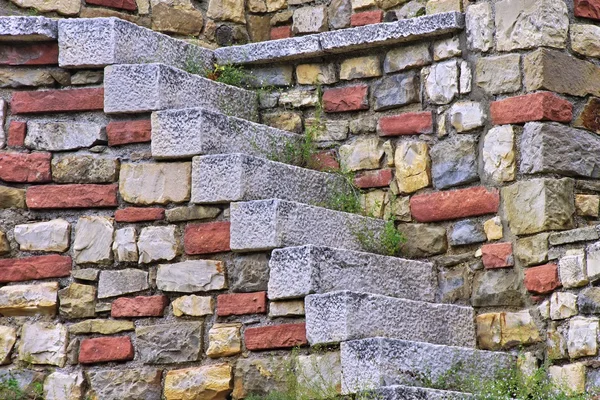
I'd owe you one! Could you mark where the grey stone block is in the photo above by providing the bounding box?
[0,17,57,41]
[341,338,513,394]
[230,199,387,252]
[136,322,202,364]
[372,72,420,111]
[430,135,478,190]
[86,368,162,400]
[191,154,349,205]
[305,291,476,347]
[521,122,600,179]
[151,107,299,159]
[370,385,472,400]
[549,226,599,246]
[104,63,258,122]
[449,220,486,246]
[26,121,106,151]
[58,18,213,70]
[214,35,322,65]
[268,245,436,302]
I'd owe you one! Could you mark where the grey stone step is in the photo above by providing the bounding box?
[305,291,475,347]
[341,338,514,395]
[151,107,299,159]
[268,245,436,302]
[191,154,349,206]
[369,385,472,400]
[58,17,213,70]
[215,12,464,65]
[0,17,57,41]
[104,63,258,121]
[230,199,386,252]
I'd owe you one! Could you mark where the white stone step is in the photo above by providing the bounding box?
[151,107,299,159]
[369,385,472,400]
[0,17,57,42]
[104,63,258,121]
[268,245,436,302]
[58,17,213,70]
[191,154,349,205]
[305,291,475,347]
[230,199,386,252]
[341,338,514,395]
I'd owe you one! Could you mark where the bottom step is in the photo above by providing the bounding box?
[368,385,472,400]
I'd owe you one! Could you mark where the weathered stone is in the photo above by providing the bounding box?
[482,125,515,184]
[0,282,57,316]
[515,233,549,267]
[449,220,486,246]
[372,71,419,111]
[207,0,245,23]
[97,269,149,299]
[551,291,578,320]
[136,322,202,364]
[14,219,70,252]
[397,224,447,258]
[297,352,341,395]
[328,0,351,28]
[476,54,521,95]
[575,98,600,135]
[73,216,114,264]
[44,371,83,400]
[71,71,103,85]
[433,36,461,61]
[448,101,485,132]
[424,60,458,105]
[164,365,232,400]
[550,227,599,246]
[0,185,26,209]
[165,205,220,222]
[229,253,269,292]
[351,0,375,10]
[587,241,600,282]
[460,61,472,94]
[578,287,600,314]
[80,336,134,363]
[0,231,9,255]
[9,0,80,15]
[502,178,575,236]
[173,295,214,317]
[247,66,293,88]
[52,155,118,184]
[0,68,65,88]
[278,90,318,108]
[438,265,471,303]
[466,2,493,52]
[151,1,204,36]
[232,357,288,399]
[559,250,589,289]
[495,0,568,51]
[18,322,67,367]
[360,190,388,218]
[296,63,337,85]
[184,221,230,255]
[340,56,381,80]
[384,43,431,73]
[472,269,523,307]
[349,116,377,135]
[0,326,16,364]
[207,324,242,358]
[524,263,560,294]
[59,283,96,319]
[137,226,179,263]
[477,311,540,350]
[339,136,384,172]
[576,195,600,217]
[112,227,138,263]
[0,16,58,40]
[263,111,302,133]
[311,120,349,142]
[119,163,190,205]
[157,260,226,292]
[269,300,306,317]
[426,0,460,13]
[86,368,162,400]
[549,363,586,394]
[430,135,478,190]
[394,140,431,194]
[570,24,600,59]
[547,324,568,360]
[69,319,134,335]
[26,121,105,151]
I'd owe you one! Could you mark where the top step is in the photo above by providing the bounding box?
[104,63,258,121]
[0,17,57,42]
[58,18,214,70]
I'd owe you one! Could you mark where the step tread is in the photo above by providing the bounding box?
[371,385,473,400]
[151,107,299,159]
[104,63,258,121]
[0,16,57,41]
[306,291,475,347]
[268,245,436,302]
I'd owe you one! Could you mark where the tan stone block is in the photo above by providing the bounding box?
[339,136,384,172]
[207,0,246,23]
[0,326,16,364]
[477,311,541,350]
[164,364,232,400]
[68,319,134,335]
[576,194,599,217]
[0,185,26,209]
[361,190,388,219]
[296,64,338,85]
[18,322,67,367]
[119,162,191,205]
[476,313,502,350]
[207,323,242,358]
[0,231,10,255]
[394,141,431,194]
[59,283,96,319]
[269,300,305,317]
[426,0,462,14]
[173,295,214,317]
[262,111,302,133]
[0,282,58,317]
[152,2,204,36]
[549,363,586,394]
[340,56,382,81]
[10,0,80,16]
[483,216,503,241]
[351,0,376,11]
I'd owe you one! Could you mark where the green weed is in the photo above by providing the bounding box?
[0,377,26,400]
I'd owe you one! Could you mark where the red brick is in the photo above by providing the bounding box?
[245,323,308,351]
[106,120,152,146]
[11,88,104,114]
[79,336,134,364]
[270,26,292,40]
[184,221,231,255]
[115,207,165,222]
[524,263,561,295]
[111,295,169,318]
[0,42,59,66]
[217,292,267,316]
[378,112,434,136]
[575,0,600,20]
[481,242,514,269]
[86,0,137,10]
[0,255,71,283]
[351,10,384,26]
[490,92,573,125]
[354,168,393,189]
[323,85,369,113]
[7,121,26,147]
[26,184,118,209]
[311,150,340,172]
[0,152,51,183]
[410,186,500,223]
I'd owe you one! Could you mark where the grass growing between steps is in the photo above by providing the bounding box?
[0,376,43,400]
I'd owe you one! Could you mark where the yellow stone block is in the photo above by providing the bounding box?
[263,111,302,133]
[394,141,431,194]
[207,323,242,358]
[207,0,246,24]
[549,363,586,394]
[0,282,57,316]
[351,0,376,11]
[68,319,134,335]
[173,295,214,317]
[477,311,541,350]
[575,194,600,217]
[483,216,503,241]
[340,56,382,81]
[426,0,462,14]
[0,326,16,365]
[297,64,338,85]
[164,364,232,400]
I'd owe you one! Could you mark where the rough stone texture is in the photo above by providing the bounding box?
[495,0,568,51]
[270,300,305,317]
[476,54,521,95]
[423,60,458,105]
[0,17,58,41]
[477,311,540,350]
[491,93,572,126]
[232,357,288,399]
[58,18,213,71]
[578,287,600,314]
[26,121,106,151]
[550,227,599,246]
[341,338,513,394]
[112,227,138,262]
[466,2,492,52]
[120,162,190,205]
[411,186,500,223]
[229,253,269,292]
[448,101,484,132]
[97,269,149,299]
[104,63,258,122]
[472,269,523,307]
[18,322,67,367]
[136,322,202,364]
[0,282,58,316]
[551,292,578,320]
[515,233,549,267]
[164,364,232,400]
[0,255,71,283]
[481,242,514,269]
[524,264,561,294]
[558,250,589,289]
[44,371,84,400]
[576,194,600,217]
[107,120,152,146]
[297,63,338,85]
[207,324,242,358]
[372,71,419,111]
[12,88,103,114]
[369,386,472,400]
[323,85,369,112]
[73,216,114,264]
[430,135,478,190]
[384,43,431,73]
[14,219,70,252]
[230,199,386,252]
[482,125,515,184]
[575,0,600,20]
[111,295,168,318]
[184,221,231,255]
[0,152,51,183]
[502,178,575,235]
[69,319,133,335]
[59,283,96,319]
[165,205,220,222]
[86,368,162,400]
[269,245,436,301]
[571,24,600,58]
[568,317,599,359]
[550,363,587,395]
[587,241,600,282]
[52,155,119,183]
[216,35,322,65]
[394,140,430,194]
[449,220,486,246]
[157,260,226,292]
[137,226,179,263]
[306,291,475,347]
[173,295,214,317]
[0,326,16,364]
[151,2,204,36]
[397,224,447,258]
[262,111,302,132]
[0,185,26,209]
[339,136,383,172]
[292,6,328,34]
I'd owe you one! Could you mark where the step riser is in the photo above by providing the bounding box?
[371,386,472,400]
[268,245,437,302]
[0,16,57,41]
[305,291,475,348]
[151,107,299,159]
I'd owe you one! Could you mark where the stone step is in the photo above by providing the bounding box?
[305,291,475,347]
[341,338,514,395]
[268,245,436,302]
[104,63,258,122]
[58,17,213,70]
[191,154,349,206]
[151,107,299,159]
[230,199,386,252]
[368,385,472,400]
[0,17,57,42]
